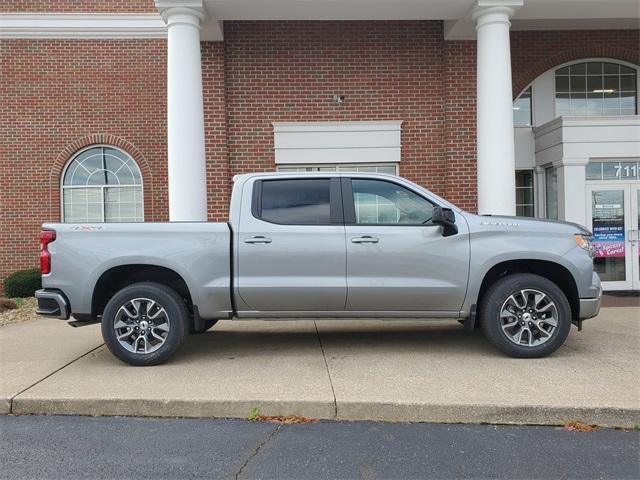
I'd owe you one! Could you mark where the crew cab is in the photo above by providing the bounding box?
[36,172,602,365]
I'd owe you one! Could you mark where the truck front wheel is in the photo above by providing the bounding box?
[479,274,572,358]
[101,282,189,366]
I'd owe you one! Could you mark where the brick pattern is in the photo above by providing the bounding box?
[0,1,155,13]
[444,40,477,210]
[0,39,167,288]
[222,21,448,198]
[202,42,230,221]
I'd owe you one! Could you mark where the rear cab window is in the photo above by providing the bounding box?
[253,178,342,225]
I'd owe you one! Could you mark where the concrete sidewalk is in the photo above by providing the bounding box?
[1,308,638,426]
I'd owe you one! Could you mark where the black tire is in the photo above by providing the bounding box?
[101,282,189,366]
[480,274,572,358]
[189,319,218,334]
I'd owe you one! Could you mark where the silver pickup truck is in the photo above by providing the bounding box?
[36,172,601,365]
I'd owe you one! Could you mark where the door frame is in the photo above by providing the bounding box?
[586,182,639,291]
[631,184,640,290]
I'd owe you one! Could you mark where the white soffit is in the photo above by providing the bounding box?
[0,13,167,39]
[273,121,403,165]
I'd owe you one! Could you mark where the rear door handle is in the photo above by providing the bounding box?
[244,236,272,244]
[351,236,379,244]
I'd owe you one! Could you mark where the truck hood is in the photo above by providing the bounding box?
[463,213,591,236]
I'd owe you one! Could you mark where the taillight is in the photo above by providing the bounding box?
[40,230,56,274]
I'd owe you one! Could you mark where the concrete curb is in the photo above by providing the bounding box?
[9,397,640,428]
[0,399,11,415]
[335,402,640,428]
[11,398,336,421]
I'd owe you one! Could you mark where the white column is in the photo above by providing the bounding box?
[472,1,522,216]
[557,160,588,227]
[161,5,208,221]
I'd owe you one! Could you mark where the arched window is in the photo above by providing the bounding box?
[555,61,637,116]
[62,146,143,223]
[513,85,532,127]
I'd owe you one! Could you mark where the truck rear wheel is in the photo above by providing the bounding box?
[101,282,189,366]
[480,274,571,358]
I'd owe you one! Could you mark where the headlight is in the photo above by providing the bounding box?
[574,234,596,258]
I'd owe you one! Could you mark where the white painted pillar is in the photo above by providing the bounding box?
[472,1,522,216]
[557,160,588,227]
[161,5,208,221]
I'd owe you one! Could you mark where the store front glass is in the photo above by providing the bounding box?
[586,160,640,291]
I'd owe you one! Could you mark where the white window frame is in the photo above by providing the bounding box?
[272,120,403,166]
[60,144,144,223]
[276,163,399,175]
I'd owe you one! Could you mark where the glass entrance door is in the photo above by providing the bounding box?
[586,184,640,291]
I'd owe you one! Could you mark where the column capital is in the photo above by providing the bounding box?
[472,0,522,28]
[156,0,208,28]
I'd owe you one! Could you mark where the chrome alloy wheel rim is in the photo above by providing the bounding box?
[499,289,558,347]
[114,298,170,354]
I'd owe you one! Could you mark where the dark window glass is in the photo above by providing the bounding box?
[570,75,586,92]
[555,76,570,92]
[260,179,330,224]
[570,63,586,75]
[603,63,620,74]
[620,74,636,91]
[515,170,534,217]
[587,62,603,75]
[351,179,434,225]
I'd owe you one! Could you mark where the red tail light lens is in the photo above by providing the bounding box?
[40,230,56,274]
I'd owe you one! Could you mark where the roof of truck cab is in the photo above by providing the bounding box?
[231,172,460,211]
[232,171,399,181]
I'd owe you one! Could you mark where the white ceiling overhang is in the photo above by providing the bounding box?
[0,0,637,41]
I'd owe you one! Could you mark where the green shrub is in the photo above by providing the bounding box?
[4,268,41,298]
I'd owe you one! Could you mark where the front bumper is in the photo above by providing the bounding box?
[35,289,70,320]
[578,272,602,320]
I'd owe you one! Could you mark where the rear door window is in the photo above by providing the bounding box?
[258,179,332,225]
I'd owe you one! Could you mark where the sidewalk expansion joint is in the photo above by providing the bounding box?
[235,424,281,480]
[314,320,338,419]
[9,343,104,414]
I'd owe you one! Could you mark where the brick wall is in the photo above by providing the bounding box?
[202,42,230,221]
[0,39,167,288]
[221,21,448,199]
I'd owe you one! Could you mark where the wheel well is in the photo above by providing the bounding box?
[91,265,193,319]
[477,260,580,320]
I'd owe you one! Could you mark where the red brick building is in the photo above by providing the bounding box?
[1,0,639,290]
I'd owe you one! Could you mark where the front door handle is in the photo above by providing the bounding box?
[244,236,272,244]
[351,236,379,244]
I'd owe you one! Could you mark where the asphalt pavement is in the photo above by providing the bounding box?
[1,415,638,479]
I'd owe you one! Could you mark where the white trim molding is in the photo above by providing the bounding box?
[0,13,167,39]
[272,121,403,165]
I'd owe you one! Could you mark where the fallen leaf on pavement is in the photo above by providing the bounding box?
[564,421,599,432]
[255,415,319,425]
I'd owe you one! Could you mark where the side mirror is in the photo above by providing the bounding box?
[432,206,458,237]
